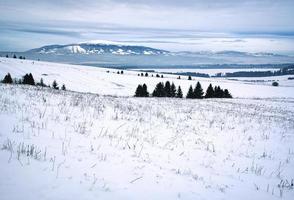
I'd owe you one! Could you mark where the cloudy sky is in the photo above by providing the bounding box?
[0,0,294,54]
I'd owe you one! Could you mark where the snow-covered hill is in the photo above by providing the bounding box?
[0,57,294,98]
[0,84,293,200]
[27,41,169,55]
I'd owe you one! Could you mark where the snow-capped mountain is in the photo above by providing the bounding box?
[27,41,169,55]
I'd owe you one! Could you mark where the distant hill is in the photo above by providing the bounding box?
[27,40,169,55]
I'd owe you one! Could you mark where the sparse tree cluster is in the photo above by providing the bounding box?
[204,84,232,98]
[135,81,183,98]
[134,81,232,99]
[1,73,66,91]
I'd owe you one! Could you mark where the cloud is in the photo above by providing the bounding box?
[0,0,294,53]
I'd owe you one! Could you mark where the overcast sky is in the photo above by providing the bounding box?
[0,0,294,54]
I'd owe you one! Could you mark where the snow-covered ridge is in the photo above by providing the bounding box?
[27,42,169,55]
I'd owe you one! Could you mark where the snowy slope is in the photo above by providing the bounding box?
[0,57,294,98]
[0,85,293,200]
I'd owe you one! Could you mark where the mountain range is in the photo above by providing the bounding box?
[1,40,294,67]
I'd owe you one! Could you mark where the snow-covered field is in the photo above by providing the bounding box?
[0,58,294,199]
[0,58,294,98]
[0,84,293,200]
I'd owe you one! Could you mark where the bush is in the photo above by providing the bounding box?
[52,80,59,90]
[61,84,66,91]
[36,78,47,87]
[272,81,279,86]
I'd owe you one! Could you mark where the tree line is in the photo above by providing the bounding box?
[1,73,66,90]
[135,81,232,99]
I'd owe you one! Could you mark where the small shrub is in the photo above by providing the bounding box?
[272,81,279,86]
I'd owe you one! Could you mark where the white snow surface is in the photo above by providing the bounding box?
[0,58,294,199]
[0,84,293,200]
[0,57,294,98]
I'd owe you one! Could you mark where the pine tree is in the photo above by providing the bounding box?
[170,83,176,97]
[13,54,17,59]
[52,80,59,89]
[2,73,13,84]
[176,86,183,98]
[135,84,143,97]
[22,73,35,85]
[5,55,9,58]
[223,89,232,98]
[152,82,165,97]
[28,73,35,85]
[193,81,204,99]
[142,83,149,97]
[61,84,66,91]
[205,84,214,98]
[164,81,171,97]
[188,76,192,80]
[38,78,46,87]
[145,72,148,77]
[214,86,223,98]
[186,85,194,99]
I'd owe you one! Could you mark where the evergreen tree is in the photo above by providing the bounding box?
[61,84,66,91]
[170,83,176,97]
[37,78,46,87]
[28,73,35,85]
[22,73,35,85]
[164,81,171,97]
[156,74,160,78]
[145,72,148,77]
[121,70,124,74]
[152,82,165,97]
[214,86,223,98]
[135,84,149,97]
[193,81,204,99]
[142,83,149,97]
[205,84,214,98]
[186,85,194,99]
[176,86,183,98]
[188,76,192,80]
[13,54,17,59]
[223,89,232,98]
[135,85,143,97]
[161,75,164,78]
[2,73,13,84]
[5,54,8,58]
[52,80,59,89]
